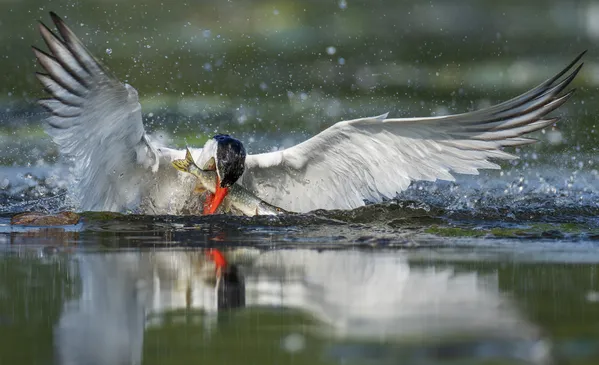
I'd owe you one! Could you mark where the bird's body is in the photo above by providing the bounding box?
[34,12,583,215]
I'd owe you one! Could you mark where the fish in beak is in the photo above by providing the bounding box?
[172,148,287,217]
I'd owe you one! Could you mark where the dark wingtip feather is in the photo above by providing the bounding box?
[48,12,71,45]
[49,11,63,25]
[31,46,56,62]
[37,20,48,32]
[32,46,58,73]
[36,72,83,107]
[553,63,583,96]
[32,46,88,98]
[49,12,73,42]
[521,137,539,144]
[557,88,576,104]
[38,21,52,34]
[48,12,73,44]
[551,51,587,84]
[38,20,66,46]
[46,11,106,78]
[543,117,559,125]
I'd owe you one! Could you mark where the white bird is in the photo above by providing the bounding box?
[34,12,583,215]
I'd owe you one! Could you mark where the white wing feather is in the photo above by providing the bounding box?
[243,53,584,213]
[35,13,203,213]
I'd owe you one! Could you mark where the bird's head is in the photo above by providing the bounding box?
[214,134,247,188]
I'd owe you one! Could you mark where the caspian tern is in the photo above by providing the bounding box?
[33,12,583,215]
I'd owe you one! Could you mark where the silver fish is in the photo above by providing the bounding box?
[172,148,288,216]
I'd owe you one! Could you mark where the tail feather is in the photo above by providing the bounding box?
[171,147,195,173]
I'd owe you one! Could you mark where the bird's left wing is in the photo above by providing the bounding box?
[243,53,583,213]
[33,12,181,212]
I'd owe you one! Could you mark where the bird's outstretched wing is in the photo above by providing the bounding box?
[34,12,175,212]
[243,52,584,213]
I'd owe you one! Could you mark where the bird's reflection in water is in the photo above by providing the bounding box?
[204,248,245,310]
[53,249,550,365]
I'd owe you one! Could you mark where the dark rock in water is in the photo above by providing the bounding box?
[11,211,80,226]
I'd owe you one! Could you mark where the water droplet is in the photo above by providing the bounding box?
[281,333,305,353]
[326,46,337,55]
[587,291,599,302]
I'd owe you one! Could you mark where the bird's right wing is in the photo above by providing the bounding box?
[34,12,164,212]
[243,52,584,212]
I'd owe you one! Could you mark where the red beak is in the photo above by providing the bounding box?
[203,176,229,215]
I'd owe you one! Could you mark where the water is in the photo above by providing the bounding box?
[3,235,599,364]
[2,0,599,363]
[1,164,599,364]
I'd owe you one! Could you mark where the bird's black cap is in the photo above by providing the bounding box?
[214,134,247,188]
